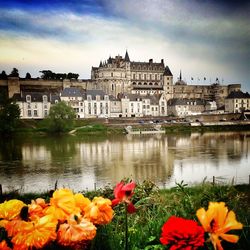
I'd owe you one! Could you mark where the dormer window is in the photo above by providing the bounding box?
[104,95,109,101]
[26,95,31,103]
[87,95,92,101]
[43,95,47,103]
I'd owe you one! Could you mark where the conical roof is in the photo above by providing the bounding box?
[124,50,130,62]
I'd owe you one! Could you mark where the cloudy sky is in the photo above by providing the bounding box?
[0,0,249,90]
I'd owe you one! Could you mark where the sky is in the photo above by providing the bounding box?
[0,0,249,90]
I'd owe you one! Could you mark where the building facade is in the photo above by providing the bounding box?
[225,91,250,113]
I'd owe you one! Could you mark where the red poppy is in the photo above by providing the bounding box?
[160,216,205,250]
[112,181,136,213]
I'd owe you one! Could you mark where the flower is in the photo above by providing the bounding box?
[74,193,91,213]
[28,198,48,220]
[0,199,25,220]
[45,188,80,221]
[84,197,113,225]
[196,202,243,250]
[112,181,136,213]
[0,240,11,250]
[57,214,96,248]
[160,216,205,250]
[10,215,57,250]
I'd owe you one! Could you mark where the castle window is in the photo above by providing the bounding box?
[139,74,141,80]
[155,74,157,80]
[111,84,114,91]
[144,74,147,80]
[133,74,136,79]
[43,95,47,103]
[133,82,136,85]
[28,110,32,117]
[144,82,147,85]
[149,74,152,80]
[111,72,113,77]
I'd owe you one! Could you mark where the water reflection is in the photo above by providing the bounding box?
[0,132,249,192]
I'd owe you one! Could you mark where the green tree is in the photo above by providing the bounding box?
[9,68,19,77]
[0,90,20,134]
[25,72,31,79]
[46,101,76,133]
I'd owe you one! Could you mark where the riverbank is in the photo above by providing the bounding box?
[12,118,250,136]
[1,182,249,249]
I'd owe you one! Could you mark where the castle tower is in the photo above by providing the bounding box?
[163,66,173,100]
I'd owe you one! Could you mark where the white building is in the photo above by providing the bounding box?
[14,92,60,119]
[167,99,205,117]
[225,91,250,113]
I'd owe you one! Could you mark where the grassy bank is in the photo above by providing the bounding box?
[1,182,250,249]
[14,119,250,136]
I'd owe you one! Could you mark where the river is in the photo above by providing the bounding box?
[0,131,249,193]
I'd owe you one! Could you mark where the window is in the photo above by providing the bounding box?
[27,103,31,109]
[44,110,48,116]
[133,74,136,79]
[144,74,147,80]
[26,95,31,102]
[44,104,47,109]
[87,95,91,101]
[111,72,113,77]
[28,110,32,117]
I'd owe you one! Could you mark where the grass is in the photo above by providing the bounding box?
[1,181,249,249]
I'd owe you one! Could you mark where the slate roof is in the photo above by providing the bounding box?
[124,50,130,62]
[226,91,250,99]
[163,66,173,76]
[168,98,205,106]
[61,87,84,97]
[13,92,50,102]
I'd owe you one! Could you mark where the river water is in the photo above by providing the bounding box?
[0,131,249,193]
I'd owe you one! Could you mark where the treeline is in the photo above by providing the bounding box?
[0,68,79,80]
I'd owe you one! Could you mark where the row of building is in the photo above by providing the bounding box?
[1,51,250,118]
[13,87,250,119]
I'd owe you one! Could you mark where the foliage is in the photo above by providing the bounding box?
[0,90,20,134]
[9,68,19,77]
[0,70,7,80]
[1,183,249,249]
[25,72,31,79]
[40,70,79,80]
[45,101,76,133]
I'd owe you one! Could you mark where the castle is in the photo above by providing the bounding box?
[0,51,241,109]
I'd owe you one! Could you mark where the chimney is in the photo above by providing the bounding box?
[149,59,153,63]
[161,59,164,64]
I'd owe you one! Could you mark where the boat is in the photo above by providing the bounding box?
[125,125,165,135]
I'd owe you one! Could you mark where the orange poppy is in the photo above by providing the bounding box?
[74,193,91,213]
[84,197,113,225]
[10,214,57,250]
[57,214,96,247]
[0,199,25,220]
[0,240,11,250]
[45,188,80,221]
[28,198,48,220]
[196,202,243,250]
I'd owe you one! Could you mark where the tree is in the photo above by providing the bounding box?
[0,90,20,134]
[25,72,31,79]
[9,68,19,77]
[46,101,76,133]
[0,71,7,80]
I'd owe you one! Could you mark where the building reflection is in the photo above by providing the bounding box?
[0,131,249,192]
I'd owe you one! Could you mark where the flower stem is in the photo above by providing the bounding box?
[125,203,128,250]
